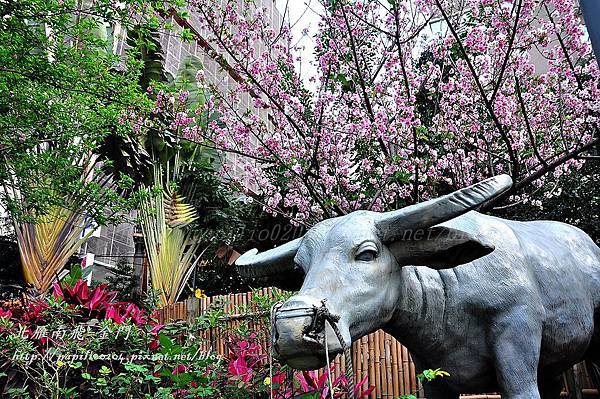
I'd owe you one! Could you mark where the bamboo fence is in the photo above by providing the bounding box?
[156,289,597,399]
[157,288,420,399]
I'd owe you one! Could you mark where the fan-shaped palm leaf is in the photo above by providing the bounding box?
[141,164,203,306]
[15,205,95,293]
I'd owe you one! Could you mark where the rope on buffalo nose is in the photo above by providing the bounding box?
[324,330,335,399]
[314,301,355,399]
[269,300,356,399]
[269,301,284,399]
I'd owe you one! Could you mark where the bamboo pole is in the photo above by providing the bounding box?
[374,331,382,398]
[384,333,393,398]
[392,338,400,397]
[368,332,376,399]
[156,292,451,399]
[409,352,417,394]
[362,335,369,396]
[233,294,239,333]
[402,345,410,395]
[154,293,598,399]
[354,340,362,390]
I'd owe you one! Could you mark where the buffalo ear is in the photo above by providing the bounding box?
[388,226,494,269]
[235,237,305,291]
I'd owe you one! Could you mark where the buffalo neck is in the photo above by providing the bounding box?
[383,265,448,363]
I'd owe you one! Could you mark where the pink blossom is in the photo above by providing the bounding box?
[177,0,598,221]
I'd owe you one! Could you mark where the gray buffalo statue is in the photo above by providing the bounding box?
[235,175,600,399]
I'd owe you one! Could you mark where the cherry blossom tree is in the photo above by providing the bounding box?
[171,0,599,225]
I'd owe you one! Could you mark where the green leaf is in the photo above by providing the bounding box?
[62,265,82,287]
[124,363,149,373]
[70,361,82,369]
[417,368,450,382]
[145,374,162,383]
[181,28,194,41]
[158,333,174,350]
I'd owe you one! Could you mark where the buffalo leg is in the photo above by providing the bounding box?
[491,312,543,399]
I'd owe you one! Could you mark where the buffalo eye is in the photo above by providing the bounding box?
[355,249,378,262]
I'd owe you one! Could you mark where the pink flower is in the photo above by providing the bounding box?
[149,323,164,335]
[52,282,64,299]
[228,357,252,382]
[170,0,599,222]
[226,334,266,383]
[104,303,146,325]
[122,303,146,325]
[105,305,122,324]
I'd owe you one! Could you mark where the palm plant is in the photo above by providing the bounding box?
[140,161,206,306]
[4,149,136,293]
[134,46,219,306]
[14,206,91,293]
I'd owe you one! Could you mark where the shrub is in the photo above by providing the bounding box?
[0,277,224,398]
[0,279,377,398]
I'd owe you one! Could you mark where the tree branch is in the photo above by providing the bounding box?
[433,0,520,181]
[490,0,522,104]
[514,75,547,168]
[392,4,421,202]
[482,137,599,209]
[339,4,390,158]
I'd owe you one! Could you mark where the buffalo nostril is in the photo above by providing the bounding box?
[302,334,322,346]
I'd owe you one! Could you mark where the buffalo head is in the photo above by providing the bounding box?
[235,175,512,370]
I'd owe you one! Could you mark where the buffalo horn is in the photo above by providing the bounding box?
[375,174,513,242]
[235,237,303,278]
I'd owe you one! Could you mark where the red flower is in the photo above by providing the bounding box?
[87,284,117,311]
[122,303,145,325]
[172,364,188,375]
[52,282,64,299]
[272,372,286,385]
[225,333,266,383]
[228,356,253,382]
[148,336,160,350]
[0,308,12,319]
[64,280,90,304]
[105,305,123,324]
[104,303,146,325]
[54,279,119,319]
[22,300,48,323]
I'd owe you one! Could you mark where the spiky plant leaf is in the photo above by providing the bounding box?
[163,187,198,228]
[15,204,95,293]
